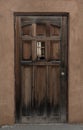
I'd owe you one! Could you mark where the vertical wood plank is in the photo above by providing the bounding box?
[34,66,46,115]
[32,23,36,37]
[51,41,60,59]
[15,16,22,119]
[60,16,68,122]
[47,66,60,115]
[22,67,32,116]
[31,66,35,112]
[32,23,37,61]
[46,40,50,60]
[23,41,32,60]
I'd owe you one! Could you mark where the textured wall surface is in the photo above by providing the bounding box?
[0,0,83,125]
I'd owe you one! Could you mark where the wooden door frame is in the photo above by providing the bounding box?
[14,12,69,123]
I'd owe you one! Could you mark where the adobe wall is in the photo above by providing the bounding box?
[0,0,83,125]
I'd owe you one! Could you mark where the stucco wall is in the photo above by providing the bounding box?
[0,0,83,125]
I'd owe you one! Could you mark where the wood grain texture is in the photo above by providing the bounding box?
[22,67,32,115]
[23,41,32,60]
[36,23,46,36]
[34,66,46,106]
[22,24,32,36]
[50,25,60,36]
[50,41,60,59]
[48,66,60,106]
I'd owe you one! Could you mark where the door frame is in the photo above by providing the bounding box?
[14,12,69,123]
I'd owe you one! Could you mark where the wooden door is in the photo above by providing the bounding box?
[15,14,68,123]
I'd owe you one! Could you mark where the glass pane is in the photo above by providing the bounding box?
[37,41,45,60]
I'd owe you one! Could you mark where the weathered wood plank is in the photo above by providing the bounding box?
[47,66,60,115]
[22,35,61,41]
[34,66,46,115]
[22,67,32,116]
[50,41,60,60]
[22,41,32,60]
[22,24,32,36]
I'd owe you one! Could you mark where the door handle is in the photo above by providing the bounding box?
[61,72,65,76]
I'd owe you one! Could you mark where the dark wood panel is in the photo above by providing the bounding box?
[22,24,32,36]
[50,41,60,60]
[47,66,60,115]
[15,16,22,119]
[22,66,32,116]
[36,23,46,36]
[50,24,60,36]
[60,16,68,122]
[22,41,32,60]
[34,66,46,115]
